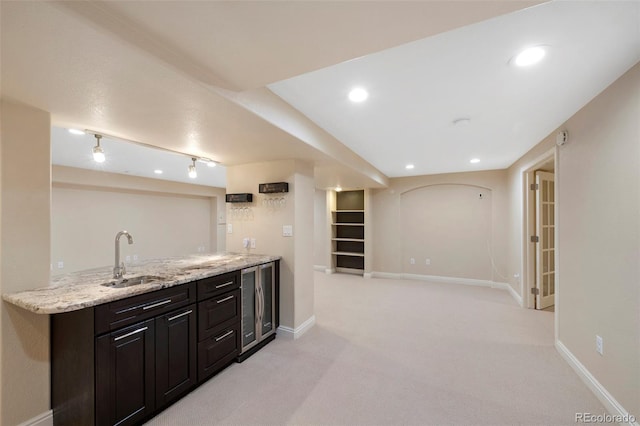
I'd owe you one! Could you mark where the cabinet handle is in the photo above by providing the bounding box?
[215,330,234,342]
[114,326,148,341]
[216,295,234,304]
[142,299,172,310]
[215,281,234,289]
[167,309,192,322]
[256,285,264,324]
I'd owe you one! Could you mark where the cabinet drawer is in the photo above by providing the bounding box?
[197,326,239,382]
[95,283,196,335]
[197,271,240,301]
[198,289,240,341]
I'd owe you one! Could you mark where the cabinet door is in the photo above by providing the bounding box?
[96,319,156,426]
[259,263,275,337]
[241,268,257,349]
[155,305,196,408]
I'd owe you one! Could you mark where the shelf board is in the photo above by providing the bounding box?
[335,267,364,274]
[332,210,364,213]
[332,223,364,226]
[332,238,364,242]
[332,251,365,257]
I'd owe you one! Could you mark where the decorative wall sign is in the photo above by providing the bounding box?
[259,182,289,194]
[225,193,253,203]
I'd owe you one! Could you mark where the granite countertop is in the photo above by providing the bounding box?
[2,252,280,314]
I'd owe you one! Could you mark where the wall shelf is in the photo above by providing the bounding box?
[331,190,366,273]
[332,251,365,257]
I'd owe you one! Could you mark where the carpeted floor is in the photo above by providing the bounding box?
[145,272,605,425]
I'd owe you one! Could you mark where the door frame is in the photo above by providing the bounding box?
[520,148,557,312]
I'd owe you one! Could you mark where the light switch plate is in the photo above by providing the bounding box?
[283,225,293,237]
[250,238,256,249]
[227,224,233,234]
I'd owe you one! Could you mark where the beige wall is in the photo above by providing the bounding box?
[313,189,328,267]
[226,160,314,331]
[506,137,556,297]
[51,166,226,274]
[1,100,51,425]
[556,63,639,418]
[371,170,509,282]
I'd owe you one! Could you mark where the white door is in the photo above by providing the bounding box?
[535,171,555,309]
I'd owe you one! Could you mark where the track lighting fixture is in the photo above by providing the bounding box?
[77,128,221,175]
[93,134,106,163]
[188,157,197,179]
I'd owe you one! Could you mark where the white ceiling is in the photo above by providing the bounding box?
[2,1,638,189]
[269,0,640,177]
[51,127,227,187]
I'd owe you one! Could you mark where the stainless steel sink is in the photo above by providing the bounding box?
[101,275,165,288]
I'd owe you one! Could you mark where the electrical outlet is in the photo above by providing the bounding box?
[133,254,139,262]
[227,224,233,234]
[282,225,293,237]
[250,238,256,249]
[125,255,131,262]
[410,258,415,265]
[57,261,64,269]
[243,238,250,249]
[596,335,603,355]
[425,258,431,265]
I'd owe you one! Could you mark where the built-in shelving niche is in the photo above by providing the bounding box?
[331,190,365,274]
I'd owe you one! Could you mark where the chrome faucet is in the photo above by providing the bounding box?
[114,231,134,279]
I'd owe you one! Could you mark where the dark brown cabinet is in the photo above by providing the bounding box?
[51,263,277,426]
[94,304,197,426]
[95,319,156,426]
[155,305,197,407]
[196,271,241,382]
[52,283,196,426]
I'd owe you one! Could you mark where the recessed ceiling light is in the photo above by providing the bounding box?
[405,164,415,170]
[513,46,546,67]
[348,87,368,103]
[68,128,85,135]
[335,186,343,192]
[470,158,481,164]
[154,169,163,174]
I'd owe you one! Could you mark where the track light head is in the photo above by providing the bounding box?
[93,134,105,163]
[188,157,197,179]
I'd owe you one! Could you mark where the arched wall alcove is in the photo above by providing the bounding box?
[399,183,493,280]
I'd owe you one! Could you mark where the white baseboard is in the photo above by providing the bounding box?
[313,265,326,272]
[370,271,522,305]
[17,410,53,426]
[277,315,316,340]
[556,341,638,426]
[325,268,335,274]
[363,272,372,279]
[370,272,522,307]
[505,283,523,307]
[370,271,403,280]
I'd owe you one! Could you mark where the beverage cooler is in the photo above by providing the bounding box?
[239,262,277,360]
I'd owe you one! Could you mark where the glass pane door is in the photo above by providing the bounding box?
[260,263,274,336]
[241,268,257,348]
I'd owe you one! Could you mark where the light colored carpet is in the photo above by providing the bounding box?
[145,272,605,426]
